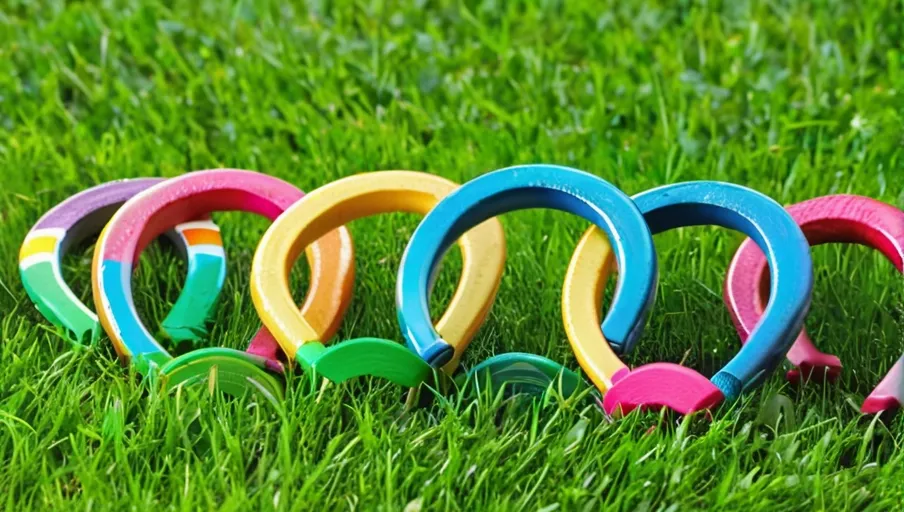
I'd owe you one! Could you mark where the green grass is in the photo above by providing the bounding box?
[2,0,904,509]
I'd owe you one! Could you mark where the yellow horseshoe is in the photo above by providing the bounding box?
[561,227,629,393]
[251,170,506,377]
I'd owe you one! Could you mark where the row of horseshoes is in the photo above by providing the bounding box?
[19,165,904,417]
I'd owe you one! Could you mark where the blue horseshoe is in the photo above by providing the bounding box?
[396,163,658,374]
[600,181,813,415]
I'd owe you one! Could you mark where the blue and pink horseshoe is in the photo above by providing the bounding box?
[20,179,226,346]
[596,182,814,415]
[396,164,659,394]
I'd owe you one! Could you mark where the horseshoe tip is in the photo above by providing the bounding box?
[602,362,724,416]
[861,394,902,414]
[786,357,843,384]
[861,361,904,414]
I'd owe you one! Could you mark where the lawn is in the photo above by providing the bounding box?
[2,0,903,509]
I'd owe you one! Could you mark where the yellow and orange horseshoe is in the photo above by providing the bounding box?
[251,171,506,386]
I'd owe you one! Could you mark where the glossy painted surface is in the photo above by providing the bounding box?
[462,352,589,400]
[566,182,813,416]
[91,169,355,400]
[561,225,629,393]
[19,179,226,346]
[725,194,904,412]
[396,164,658,396]
[251,171,506,386]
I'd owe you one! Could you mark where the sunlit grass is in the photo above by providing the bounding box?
[1,0,903,509]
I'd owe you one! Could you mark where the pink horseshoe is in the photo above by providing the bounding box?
[725,194,904,413]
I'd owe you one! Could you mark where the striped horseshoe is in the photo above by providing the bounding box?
[20,179,226,346]
[91,169,355,404]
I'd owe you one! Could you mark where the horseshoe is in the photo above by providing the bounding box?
[91,169,355,403]
[724,194,904,413]
[396,164,658,397]
[20,178,226,346]
[565,181,813,416]
[250,170,505,387]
